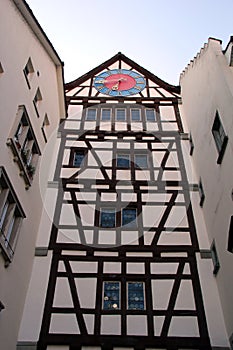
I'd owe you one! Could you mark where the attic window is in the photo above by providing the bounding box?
[41,114,50,143]
[23,58,34,89]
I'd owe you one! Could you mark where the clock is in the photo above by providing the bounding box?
[93,69,146,96]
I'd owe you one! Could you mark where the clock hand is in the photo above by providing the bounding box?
[96,77,127,84]
[112,81,120,90]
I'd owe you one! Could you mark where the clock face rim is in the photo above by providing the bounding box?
[93,69,146,96]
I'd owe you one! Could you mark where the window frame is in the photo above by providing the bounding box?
[86,108,97,121]
[101,108,111,121]
[116,153,130,169]
[212,111,228,164]
[198,179,205,207]
[33,88,42,118]
[103,281,121,310]
[6,106,41,189]
[131,108,141,121]
[100,208,116,228]
[122,207,137,228]
[127,281,145,310]
[145,108,156,122]
[0,167,26,264]
[23,57,34,89]
[211,241,220,275]
[134,154,148,169]
[116,108,126,121]
[227,215,233,254]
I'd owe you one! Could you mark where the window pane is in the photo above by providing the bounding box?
[135,155,148,168]
[122,208,137,227]
[86,108,97,120]
[100,208,116,228]
[212,112,226,152]
[131,109,141,121]
[103,282,120,310]
[101,108,111,121]
[128,282,145,310]
[116,108,126,121]
[117,154,130,168]
[146,109,156,121]
[73,150,85,167]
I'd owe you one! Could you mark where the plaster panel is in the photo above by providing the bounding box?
[99,230,116,245]
[101,315,121,335]
[57,229,80,244]
[152,280,174,309]
[49,314,80,334]
[143,231,155,245]
[101,193,117,201]
[153,316,165,336]
[150,262,179,274]
[59,204,77,226]
[127,315,147,335]
[78,168,105,179]
[168,316,199,337]
[79,204,95,226]
[165,206,188,228]
[127,263,145,274]
[135,170,150,180]
[116,170,131,180]
[53,278,73,307]
[121,231,139,245]
[75,278,97,308]
[103,262,121,274]
[174,280,196,310]
[76,192,96,201]
[83,314,95,334]
[142,205,165,227]
[158,231,191,245]
[115,123,127,130]
[117,142,130,149]
[70,261,98,273]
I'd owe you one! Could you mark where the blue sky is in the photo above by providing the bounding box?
[27,0,233,85]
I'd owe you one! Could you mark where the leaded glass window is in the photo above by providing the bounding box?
[100,208,116,228]
[117,154,130,168]
[86,108,97,120]
[122,208,137,227]
[127,282,145,310]
[101,108,111,121]
[134,154,148,169]
[146,109,156,121]
[116,108,126,121]
[131,108,141,121]
[73,150,85,167]
[103,281,120,310]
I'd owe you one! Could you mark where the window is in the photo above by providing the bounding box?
[0,167,25,263]
[122,208,137,227]
[227,216,233,253]
[0,62,4,74]
[73,150,85,167]
[134,154,148,169]
[146,109,156,121]
[116,154,130,168]
[41,114,50,143]
[103,282,120,310]
[127,282,145,310]
[23,58,34,89]
[7,106,40,187]
[100,208,116,228]
[131,108,141,121]
[33,88,42,118]
[101,108,111,121]
[198,179,205,207]
[86,108,97,120]
[211,241,220,275]
[189,134,194,156]
[212,111,228,164]
[116,108,126,121]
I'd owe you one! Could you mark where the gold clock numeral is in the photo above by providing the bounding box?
[134,86,142,90]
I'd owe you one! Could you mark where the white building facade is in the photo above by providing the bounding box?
[0,0,66,349]
[17,51,230,350]
[180,36,233,349]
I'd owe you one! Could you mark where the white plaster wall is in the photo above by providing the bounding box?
[0,0,65,348]
[180,37,233,338]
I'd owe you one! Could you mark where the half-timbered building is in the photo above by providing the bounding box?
[17,53,229,350]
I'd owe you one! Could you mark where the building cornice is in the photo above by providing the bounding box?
[12,0,63,67]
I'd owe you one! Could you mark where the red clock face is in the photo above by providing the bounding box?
[104,73,136,91]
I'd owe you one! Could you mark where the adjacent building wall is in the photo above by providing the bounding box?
[0,0,65,349]
[180,37,233,344]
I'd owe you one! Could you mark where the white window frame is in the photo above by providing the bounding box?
[0,167,25,264]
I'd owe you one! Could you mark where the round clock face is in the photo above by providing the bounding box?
[93,69,146,96]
